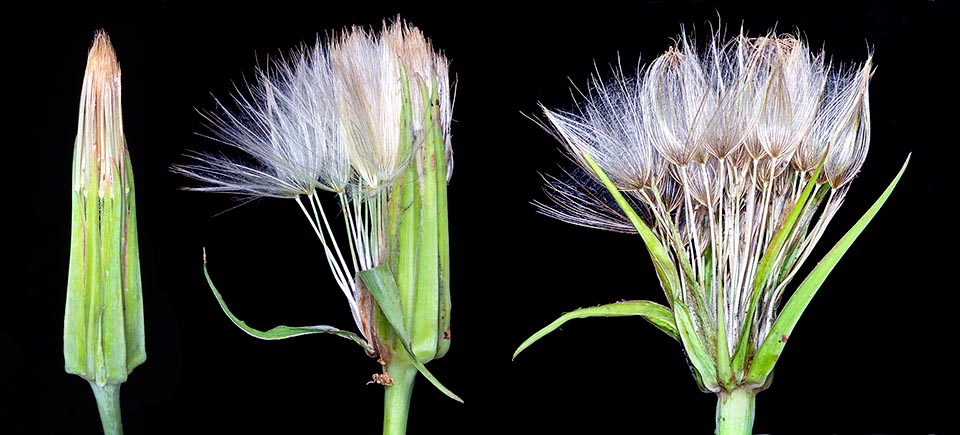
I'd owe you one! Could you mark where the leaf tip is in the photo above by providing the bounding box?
[512,338,536,361]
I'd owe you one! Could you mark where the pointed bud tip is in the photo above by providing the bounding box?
[74,29,126,193]
[86,30,120,82]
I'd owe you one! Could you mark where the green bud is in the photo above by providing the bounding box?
[64,31,145,387]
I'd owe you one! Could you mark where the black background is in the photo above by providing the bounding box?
[5,1,951,433]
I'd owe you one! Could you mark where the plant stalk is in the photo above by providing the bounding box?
[382,360,417,435]
[715,387,755,435]
[90,382,123,435]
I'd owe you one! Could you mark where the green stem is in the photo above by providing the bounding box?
[383,361,417,435]
[715,387,755,435]
[90,382,123,435]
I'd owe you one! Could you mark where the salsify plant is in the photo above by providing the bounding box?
[514,29,909,433]
[64,31,145,435]
[173,21,459,434]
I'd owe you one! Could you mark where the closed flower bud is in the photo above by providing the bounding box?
[64,31,145,387]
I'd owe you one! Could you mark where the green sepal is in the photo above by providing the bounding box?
[387,65,413,263]
[745,155,910,386]
[434,88,452,359]
[64,170,90,378]
[360,265,462,403]
[712,246,733,388]
[513,300,678,360]
[100,178,128,382]
[732,162,824,377]
[121,153,146,373]
[674,303,719,392]
[717,304,733,388]
[412,80,441,363]
[202,251,373,353]
[395,121,421,340]
[64,150,145,385]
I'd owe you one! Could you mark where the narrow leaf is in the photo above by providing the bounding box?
[202,252,372,353]
[513,300,678,360]
[745,155,910,385]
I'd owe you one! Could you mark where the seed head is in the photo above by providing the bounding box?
[539,28,874,362]
[176,20,456,365]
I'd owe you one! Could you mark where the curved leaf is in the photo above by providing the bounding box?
[745,155,910,385]
[513,300,678,360]
[202,250,372,353]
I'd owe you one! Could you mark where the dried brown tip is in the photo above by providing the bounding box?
[86,30,120,83]
[75,30,126,196]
